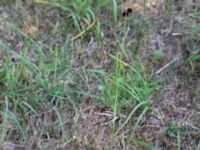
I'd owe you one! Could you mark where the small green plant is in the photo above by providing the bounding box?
[153,50,165,59]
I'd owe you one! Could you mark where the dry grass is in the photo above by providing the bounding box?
[0,0,200,149]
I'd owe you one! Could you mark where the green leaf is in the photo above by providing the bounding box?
[153,50,165,59]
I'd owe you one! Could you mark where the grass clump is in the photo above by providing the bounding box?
[95,55,160,131]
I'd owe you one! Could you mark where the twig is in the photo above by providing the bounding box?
[71,20,96,41]
[156,57,178,74]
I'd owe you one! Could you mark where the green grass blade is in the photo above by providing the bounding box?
[22,101,38,115]
[177,127,181,150]
[0,96,9,145]
[115,101,148,136]
[133,106,148,131]
[54,108,68,142]
[197,140,200,150]
[36,0,71,12]
[135,139,160,150]
[112,0,118,24]
[8,111,26,139]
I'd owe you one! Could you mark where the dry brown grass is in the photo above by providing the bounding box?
[0,0,200,149]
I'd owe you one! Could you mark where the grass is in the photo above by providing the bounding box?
[36,0,113,41]
[0,0,200,149]
[0,17,73,145]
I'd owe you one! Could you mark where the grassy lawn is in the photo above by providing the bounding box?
[0,0,200,149]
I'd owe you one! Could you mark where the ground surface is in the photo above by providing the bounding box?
[0,0,200,150]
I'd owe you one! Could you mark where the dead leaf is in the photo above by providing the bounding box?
[22,25,38,35]
[121,62,129,68]
[30,135,40,150]
[21,67,31,81]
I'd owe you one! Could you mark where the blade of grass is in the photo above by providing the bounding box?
[71,9,96,41]
[54,108,68,142]
[36,0,71,12]
[113,55,120,120]
[22,101,38,116]
[132,106,148,131]
[0,96,9,145]
[8,111,26,139]
[134,139,160,150]
[197,140,200,150]
[143,0,148,17]
[177,127,181,150]
[114,101,148,136]
[112,0,118,24]
[118,42,129,60]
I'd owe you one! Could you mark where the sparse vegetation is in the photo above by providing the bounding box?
[0,0,200,149]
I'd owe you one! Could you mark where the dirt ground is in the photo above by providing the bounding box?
[0,0,200,150]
